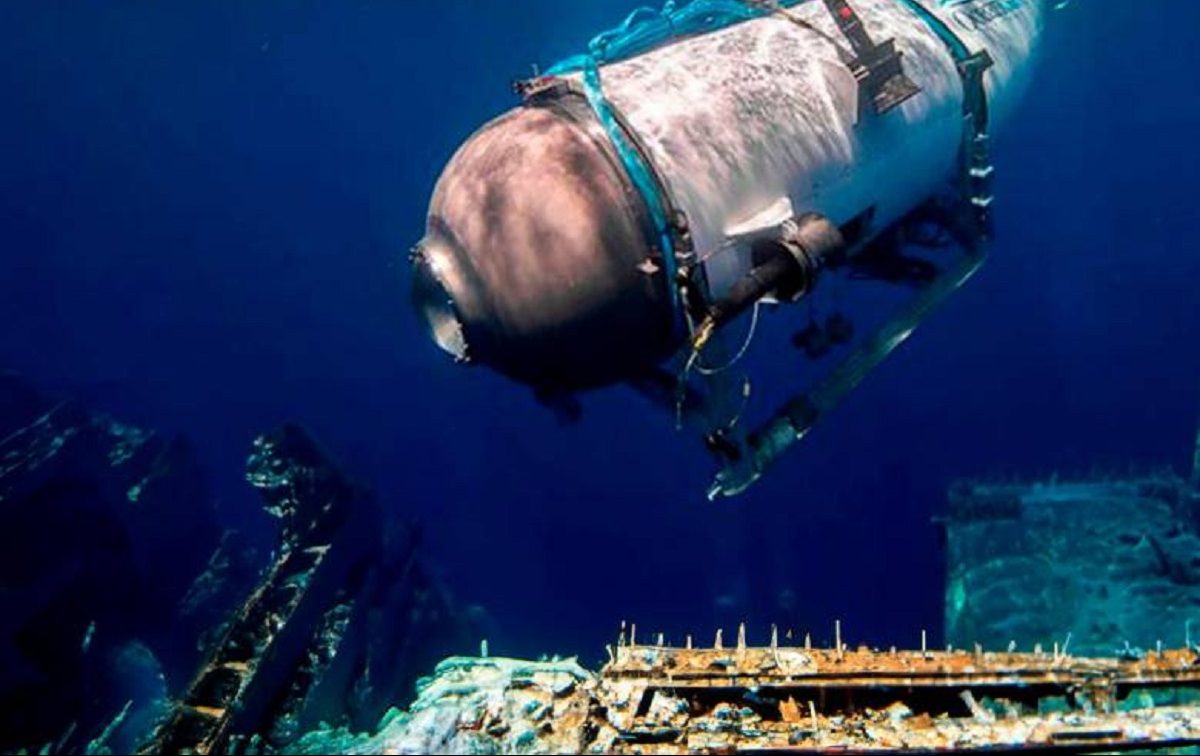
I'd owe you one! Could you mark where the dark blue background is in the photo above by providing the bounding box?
[2,1,1197,665]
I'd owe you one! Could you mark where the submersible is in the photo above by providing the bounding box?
[412,0,1045,494]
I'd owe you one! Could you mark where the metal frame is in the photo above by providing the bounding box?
[708,1,998,497]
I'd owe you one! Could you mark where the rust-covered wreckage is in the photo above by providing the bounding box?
[288,632,1200,755]
[80,424,1200,754]
[6,369,1199,755]
[596,638,1200,753]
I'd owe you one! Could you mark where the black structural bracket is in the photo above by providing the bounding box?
[958,49,997,236]
[822,0,922,114]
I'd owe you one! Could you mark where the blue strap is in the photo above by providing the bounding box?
[547,0,803,76]
[578,58,684,328]
[893,0,971,61]
[548,1,813,336]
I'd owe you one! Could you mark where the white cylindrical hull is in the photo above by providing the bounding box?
[595,0,1045,295]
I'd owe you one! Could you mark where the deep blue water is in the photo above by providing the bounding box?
[2,1,1198,665]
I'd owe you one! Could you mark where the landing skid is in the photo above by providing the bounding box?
[706,203,989,499]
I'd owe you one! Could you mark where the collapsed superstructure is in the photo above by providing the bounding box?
[0,373,477,755]
[143,425,477,755]
[289,429,1200,755]
[292,634,1200,754]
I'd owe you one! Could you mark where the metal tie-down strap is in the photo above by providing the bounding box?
[895,0,996,229]
[749,0,922,114]
[823,0,923,113]
[710,0,997,498]
[518,61,704,339]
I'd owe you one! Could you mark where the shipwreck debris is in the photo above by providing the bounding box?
[289,633,1200,754]
[0,372,238,753]
[0,372,480,754]
[143,424,476,755]
[943,476,1200,657]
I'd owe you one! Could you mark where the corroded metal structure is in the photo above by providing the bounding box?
[942,475,1200,657]
[143,425,383,755]
[600,635,1200,753]
[313,631,1200,754]
[141,425,475,755]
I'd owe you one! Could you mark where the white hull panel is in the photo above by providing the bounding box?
[593,0,1044,294]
